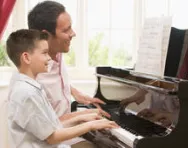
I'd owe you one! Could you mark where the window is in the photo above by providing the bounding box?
[169,0,188,28]
[143,0,169,18]
[87,0,135,67]
[1,0,188,81]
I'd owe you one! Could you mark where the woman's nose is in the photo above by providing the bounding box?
[47,54,51,61]
[70,29,76,37]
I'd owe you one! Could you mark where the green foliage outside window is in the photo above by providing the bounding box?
[88,33,131,67]
[64,46,75,66]
[89,33,109,66]
[111,46,131,66]
[62,33,132,67]
[0,43,10,66]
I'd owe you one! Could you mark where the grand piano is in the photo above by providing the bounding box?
[72,66,188,148]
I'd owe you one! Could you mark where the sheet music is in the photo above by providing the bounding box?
[135,17,172,77]
[161,17,172,75]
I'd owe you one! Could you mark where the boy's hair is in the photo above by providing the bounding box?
[6,29,48,67]
[28,1,66,35]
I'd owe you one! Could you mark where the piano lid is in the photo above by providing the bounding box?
[96,66,179,95]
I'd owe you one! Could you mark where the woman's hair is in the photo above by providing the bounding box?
[28,1,66,35]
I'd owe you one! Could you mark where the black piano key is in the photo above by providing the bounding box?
[103,106,168,137]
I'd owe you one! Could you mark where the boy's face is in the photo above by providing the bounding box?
[30,40,51,74]
[48,12,76,55]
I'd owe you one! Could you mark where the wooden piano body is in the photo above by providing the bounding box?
[72,66,188,148]
[94,66,188,148]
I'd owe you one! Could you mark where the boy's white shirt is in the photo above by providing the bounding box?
[36,54,84,145]
[8,73,70,148]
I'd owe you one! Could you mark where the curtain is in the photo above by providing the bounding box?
[0,0,16,39]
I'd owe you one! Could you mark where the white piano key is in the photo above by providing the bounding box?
[110,128,143,148]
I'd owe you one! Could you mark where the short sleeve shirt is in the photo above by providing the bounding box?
[8,73,70,148]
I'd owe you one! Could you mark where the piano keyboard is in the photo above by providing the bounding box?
[105,106,170,147]
[103,106,168,137]
[77,104,170,147]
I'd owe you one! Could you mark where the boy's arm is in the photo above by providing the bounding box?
[59,108,110,122]
[46,119,118,145]
[61,113,102,127]
[59,111,83,121]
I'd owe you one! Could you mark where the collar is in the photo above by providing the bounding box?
[17,73,42,90]
[48,60,59,72]
[48,53,61,72]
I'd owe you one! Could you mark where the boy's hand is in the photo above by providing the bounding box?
[87,119,119,131]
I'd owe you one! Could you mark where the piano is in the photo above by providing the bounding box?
[72,66,188,148]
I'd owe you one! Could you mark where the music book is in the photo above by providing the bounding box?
[135,17,172,77]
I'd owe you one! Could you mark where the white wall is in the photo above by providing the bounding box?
[0,84,9,148]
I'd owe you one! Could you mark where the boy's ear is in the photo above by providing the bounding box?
[21,52,31,65]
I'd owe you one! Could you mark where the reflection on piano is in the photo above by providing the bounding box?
[72,66,188,148]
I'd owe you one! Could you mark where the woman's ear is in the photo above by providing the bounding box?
[42,30,52,38]
[21,52,31,65]
[42,30,50,35]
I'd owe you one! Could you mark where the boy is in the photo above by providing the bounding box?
[7,29,118,148]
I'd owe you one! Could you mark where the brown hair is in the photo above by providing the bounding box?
[6,29,48,67]
[28,1,66,35]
